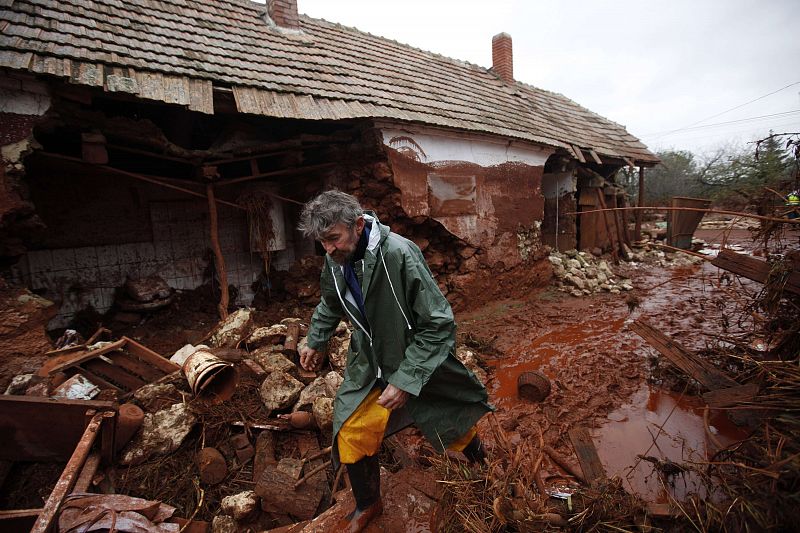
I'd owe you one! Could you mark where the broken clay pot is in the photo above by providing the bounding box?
[279,411,315,429]
[115,403,145,451]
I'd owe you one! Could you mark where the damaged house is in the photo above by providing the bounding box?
[0,0,659,332]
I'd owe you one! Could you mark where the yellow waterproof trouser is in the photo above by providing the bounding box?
[337,387,478,464]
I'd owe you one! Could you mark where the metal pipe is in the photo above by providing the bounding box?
[564,205,799,225]
[31,411,106,533]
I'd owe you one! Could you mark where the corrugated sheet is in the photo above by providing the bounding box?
[0,0,658,162]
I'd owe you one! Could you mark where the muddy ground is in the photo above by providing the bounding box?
[2,220,795,531]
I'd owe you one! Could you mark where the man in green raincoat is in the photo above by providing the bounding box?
[299,190,492,531]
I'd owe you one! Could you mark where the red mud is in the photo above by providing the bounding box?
[461,227,772,505]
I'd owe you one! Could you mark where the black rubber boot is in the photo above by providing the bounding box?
[338,454,383,532]
[462,435,487,464]
[346,454,381,509]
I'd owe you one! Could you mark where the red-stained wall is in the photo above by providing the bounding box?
[385,148,545,271]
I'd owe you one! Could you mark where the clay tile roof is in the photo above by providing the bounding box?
[0,0,659,164]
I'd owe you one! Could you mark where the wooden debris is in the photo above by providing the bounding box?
[702,383,760,408]
[568,427,606,486]
[544,445,585,483]
[206,182,229,320]
[712,249,800,296]
[630,319,738,391]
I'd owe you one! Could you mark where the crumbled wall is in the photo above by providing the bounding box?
[0,74,51,261]
[10,198,262,328]
[324,125,554,304]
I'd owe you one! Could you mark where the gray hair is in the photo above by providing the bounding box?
[298,190,363,239]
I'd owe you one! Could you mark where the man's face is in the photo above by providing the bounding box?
[319,217,365,264]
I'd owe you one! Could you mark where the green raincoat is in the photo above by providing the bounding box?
[306,213,492,454]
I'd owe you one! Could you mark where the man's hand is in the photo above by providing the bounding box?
[377,384,410,410]
[300,345,324,371]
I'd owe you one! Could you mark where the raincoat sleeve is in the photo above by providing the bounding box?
[306,264,345,351]
[386,249,456,397]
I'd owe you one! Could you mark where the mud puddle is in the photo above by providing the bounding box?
[483,269,751,504]
[485,316,627,409]
[595,384,750,502]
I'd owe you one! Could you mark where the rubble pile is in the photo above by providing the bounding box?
[550,242,705,297]
[116,275,175,313]
[549,250,634,296]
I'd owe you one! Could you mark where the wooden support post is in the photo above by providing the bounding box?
[635,166,645,240]
[595,188,619,264]
[207,183,229,320]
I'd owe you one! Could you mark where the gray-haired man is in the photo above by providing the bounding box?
[299,190,491,531]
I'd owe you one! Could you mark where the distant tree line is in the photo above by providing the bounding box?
[617,131,799,208]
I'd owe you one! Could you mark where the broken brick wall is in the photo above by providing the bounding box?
[9,153,262,328]
[322,124,555,307]
[0,73,51,262]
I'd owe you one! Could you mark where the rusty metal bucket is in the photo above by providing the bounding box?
[182,350,239,404]
[517,371,551,403]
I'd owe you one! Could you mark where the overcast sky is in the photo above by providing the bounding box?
[292,0,799,157]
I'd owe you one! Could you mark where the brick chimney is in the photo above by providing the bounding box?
[267,0,300,30]
[492,32,513,83]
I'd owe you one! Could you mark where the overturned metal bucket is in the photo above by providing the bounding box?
[182,350,239,404]
[517,371,551,403]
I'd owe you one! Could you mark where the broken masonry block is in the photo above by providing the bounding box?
[197,447,228,485]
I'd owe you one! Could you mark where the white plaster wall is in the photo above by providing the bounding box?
[380,124,552,167]
[11,200,264,328]
[0,85,51,115]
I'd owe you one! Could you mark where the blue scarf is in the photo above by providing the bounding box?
[343,224,370,329]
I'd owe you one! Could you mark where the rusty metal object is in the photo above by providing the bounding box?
[183,351,239,404]
[517,371,551,403]
[31,411,105,533]
[197,447,228,485]
[280,411,315,429]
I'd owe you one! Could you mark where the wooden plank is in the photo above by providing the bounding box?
[0,508,40,533]
[40,339,127,376]
[31,413,105,533]
[107,352,164,382]
[596,188,619,263]
[630,320,738,391]
[567,427,606,486]
[123,338,180,374]
[72,452,102,493]
[83,359,146,391]
[74,368,122,393]
[712,249,800,296]
[703,383,759,408]
[571,145,586,163]
[588,149,603,165]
